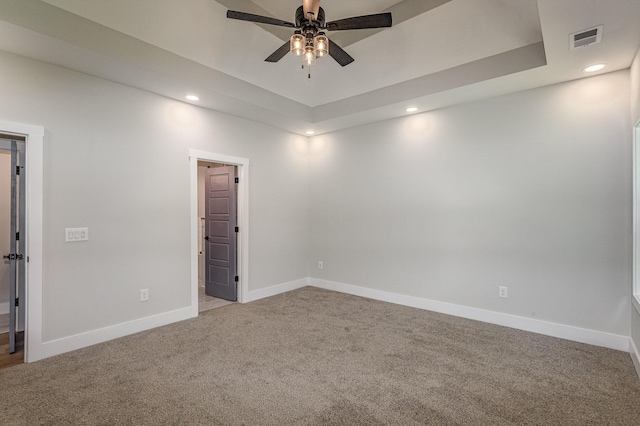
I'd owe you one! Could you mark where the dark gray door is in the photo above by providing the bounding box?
[1,138,25,354]
[204,165,237,301]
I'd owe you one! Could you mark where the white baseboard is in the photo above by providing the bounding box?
[37,306,195,362]
[309,278,630,352]
[0,301,8,315]
[31,277,310,362]
[29,276,632,363]
[246,277,309,303]
[631,338,640,379]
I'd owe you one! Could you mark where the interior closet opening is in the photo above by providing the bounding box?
[0,133,26,369]
[197,161,238,313]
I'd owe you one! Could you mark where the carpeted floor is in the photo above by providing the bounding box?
[1,287,639,425]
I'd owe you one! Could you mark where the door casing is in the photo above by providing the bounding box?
[0,120,44,363]
[189,150,249,314]
[0,138,26,354]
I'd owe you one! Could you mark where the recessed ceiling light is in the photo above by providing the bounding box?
[583,64,605,73]
[305,130,315,135]
[186,95,200,101]
[406,107,418,113]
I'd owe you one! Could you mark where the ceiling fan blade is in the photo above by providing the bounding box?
[325,13,392,31]
[328,39,354,67]
[226,10,295,28]
[265,41,291,63]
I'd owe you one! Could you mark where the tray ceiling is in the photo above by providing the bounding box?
[0,0,638,135]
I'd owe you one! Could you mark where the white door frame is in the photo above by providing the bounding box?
[633,120,640,315]
[189,150,249,314]
[0,120,44,363]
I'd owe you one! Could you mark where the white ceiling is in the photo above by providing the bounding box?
[0,0,639,136]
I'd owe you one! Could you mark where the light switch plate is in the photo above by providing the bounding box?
[65,227,89,242]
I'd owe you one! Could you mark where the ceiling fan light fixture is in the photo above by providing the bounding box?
[290,33,305,56]
[314,33,328,58]
[226,3,393,69]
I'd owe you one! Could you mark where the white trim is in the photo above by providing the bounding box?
[634,121,640,310]
[0,302,9,315]
[189,150,250,311]
[631,336,640,379]
[309,278,630,352]
[39,307,193,360]
[0,120,44,363]
[39,277,306,360]
[246,278,309,303]
[189,156,199,318]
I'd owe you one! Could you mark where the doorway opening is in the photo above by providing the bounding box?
[197,161,237,312]
[189,149,249,316]
[0,120,43,364]
[0,133,26,368]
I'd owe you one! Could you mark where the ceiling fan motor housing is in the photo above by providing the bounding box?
[296,6,326,27]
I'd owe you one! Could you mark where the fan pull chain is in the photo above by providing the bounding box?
[302,63,312,79]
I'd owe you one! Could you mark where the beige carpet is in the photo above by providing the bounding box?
[1,287,639,425]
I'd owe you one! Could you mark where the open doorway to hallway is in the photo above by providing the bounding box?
[190,149,249,313]
[0,133,26,368]
[197,161,237,313]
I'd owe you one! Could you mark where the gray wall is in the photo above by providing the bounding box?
[0,45,636,352]
[0,50,310,342]
[309,70,632,336]
[632,47,640,124]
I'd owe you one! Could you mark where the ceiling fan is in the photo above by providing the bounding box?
[226,0,392,68]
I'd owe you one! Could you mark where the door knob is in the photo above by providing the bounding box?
[2,254,23,261]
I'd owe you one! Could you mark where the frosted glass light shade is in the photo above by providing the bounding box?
[314,34,328,58]
[303,49,316,66]
[290,33,305,56]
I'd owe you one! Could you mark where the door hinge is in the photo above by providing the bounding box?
[15,297,19,307]
[235,177,239,184]
[16,232,19,241]
[235,227,239,233]
[234,276,239,282]
[16,165,20,175]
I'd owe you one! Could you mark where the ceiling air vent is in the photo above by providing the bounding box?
[569,25,603,49]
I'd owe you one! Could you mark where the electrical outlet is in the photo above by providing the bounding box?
[318,261,323,269]
[498,286,508,298]
[140,289,149,302]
